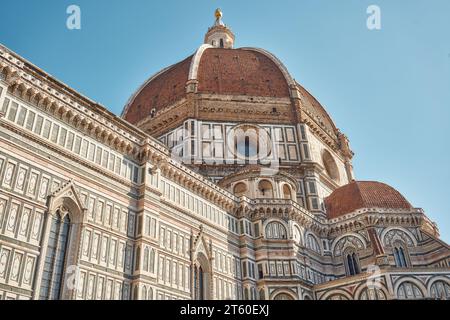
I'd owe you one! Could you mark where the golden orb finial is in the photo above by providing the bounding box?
[215,8,223,20]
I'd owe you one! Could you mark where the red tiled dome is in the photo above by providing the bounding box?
[122,47,291,124]
[196,48,290,98]
[123,55,192,125]
[325,181,413,219]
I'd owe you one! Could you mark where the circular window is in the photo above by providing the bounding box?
[227,124,272,161]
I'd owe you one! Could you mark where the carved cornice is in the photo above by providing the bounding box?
[0,45,174,162]
[217,166,299,189]
[157,157,236,212]
[326,209,425,237]
[236,198,327,235]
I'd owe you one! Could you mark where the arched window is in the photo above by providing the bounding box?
[220,38,224,48]
[430,281,450,300]
[193,253,210,300]
[233,182,247,197]
[39,212,71,300]
[359,287,386,300]
[293,225,302,245]
[258,180,273,198]
[393,242,409,268]
[344,249,360,276]
[397,281,424,299]
[265,221,287,239]
[274,293,294,300]
[194,265,204,300]
[306,234,321,254]
[133,285,139,300]
[327,294,349,300]
[282,184,292,199]
[141,286,147,300]
[322,150,340,182]
[244,287,250,300]
[148,287,153,300]
[149,249,155,273]
[259,288,266,300]
[251,287,256,300]
[143,247,149,272]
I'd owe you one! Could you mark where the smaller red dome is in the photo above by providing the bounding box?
[325,181,413,219]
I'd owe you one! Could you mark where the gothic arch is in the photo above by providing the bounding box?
[264,219,288,240]
[193,252,211,300]
[426,277,450,298]
[320,289,352,300]
[303,294,312,300]
[393,277,427,299]
[191,226,213,300]
[343,245,361,275]
[305,232,322,254]
[380,227,417,247]
[292,223,304,246]
[47,180,87,223]
[331,233,367,257]
[354,283,389,300]
[270,288,297,300]
[34,180,86,300]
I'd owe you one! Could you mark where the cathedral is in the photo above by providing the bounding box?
[0,10,449,300]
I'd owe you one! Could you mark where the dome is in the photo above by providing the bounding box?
[122,55,193,125]
[325,181,413,219]
[121,9,339,144]
[122,47,293,124]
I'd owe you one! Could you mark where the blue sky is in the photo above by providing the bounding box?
[1,0,449,242]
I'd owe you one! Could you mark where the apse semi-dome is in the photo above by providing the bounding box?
[325,181,413,219]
